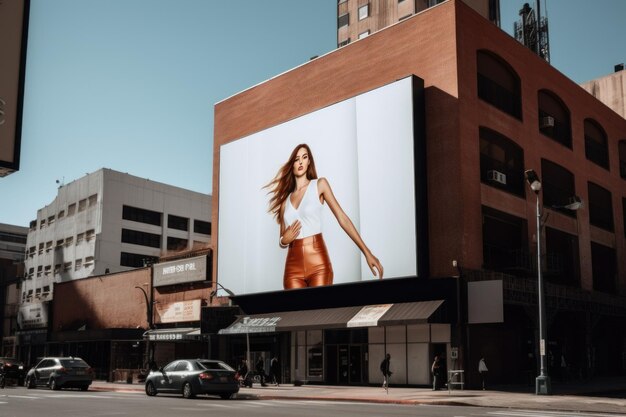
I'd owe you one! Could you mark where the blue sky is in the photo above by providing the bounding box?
[1,0,624,227]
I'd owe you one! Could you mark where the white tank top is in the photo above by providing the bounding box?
[283,179,323,239]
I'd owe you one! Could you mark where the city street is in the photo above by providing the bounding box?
[0,386,623,417]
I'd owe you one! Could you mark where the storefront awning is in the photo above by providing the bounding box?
[143,327,201,341]
[218,300,445,335]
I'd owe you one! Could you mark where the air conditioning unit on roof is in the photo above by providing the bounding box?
[540,116,555,129]
[487,170,507,185]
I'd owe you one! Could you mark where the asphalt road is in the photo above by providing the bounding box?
[0,386,620,417]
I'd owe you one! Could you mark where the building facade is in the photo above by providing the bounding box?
[214,0,626,387]
[580,64,626,120]
[0,223,27,357]
[17,168,212,364]
[337,0,499,47]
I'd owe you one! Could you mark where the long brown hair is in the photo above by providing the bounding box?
[265,143,318,225]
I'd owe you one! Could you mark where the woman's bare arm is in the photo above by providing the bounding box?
[318,177,383,278]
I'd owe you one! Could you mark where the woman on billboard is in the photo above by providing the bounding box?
[265,143,383,289]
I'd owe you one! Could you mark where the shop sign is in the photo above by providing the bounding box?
[219,316,281,334]
[347,304,392,328]
[149,332,184,341]
[153,255,207,287]
[156,299,201,323]
[17,301,49,329]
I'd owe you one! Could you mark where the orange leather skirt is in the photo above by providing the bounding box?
[283,233,334,289]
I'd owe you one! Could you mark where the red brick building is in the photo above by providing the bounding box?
[213,0,626,386]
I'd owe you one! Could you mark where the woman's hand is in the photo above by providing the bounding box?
[366,253,384,279]
[281,220,301,246]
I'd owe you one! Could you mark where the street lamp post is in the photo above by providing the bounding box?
[525,169,551,395]
[210,283,250,366]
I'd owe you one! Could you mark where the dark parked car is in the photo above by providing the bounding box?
[25,357,94,390]
[0,357,26,386]
[145,359,239,399]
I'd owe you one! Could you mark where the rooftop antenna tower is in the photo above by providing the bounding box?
[514,1,550,63]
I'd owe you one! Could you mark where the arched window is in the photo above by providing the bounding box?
[584,119,609,170]
[538,89,572,148]
[477,50,522,119]
[479,127,525,196]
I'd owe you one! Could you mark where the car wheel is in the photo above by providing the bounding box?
[26,376,35,389]
[50,378,60,391]
[145,381,157,397]
[220,392,234,400]
[182,382,195,399]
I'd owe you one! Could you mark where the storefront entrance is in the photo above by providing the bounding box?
[325,344,368,385]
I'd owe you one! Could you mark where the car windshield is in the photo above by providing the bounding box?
[59,359,89,368]
[198,361,234,371]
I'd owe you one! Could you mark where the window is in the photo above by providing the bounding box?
[167,237,188,251]
[65,236,74,246]
[358,4,369,20]
[168,214,189,231]
[584,119,609,170]
[58,210,65,219]
[48,215,55,225]
[56,239,64,248]
[78,199,87,212]
[588,182,614,231]
[479,127,525,196]
[358,30,370,39]
[538,89,571,148]
[545,227,579,287]
[36,265,42,277]
[76,232,85,244]
[44,265,52,276]
[122,205,162,226]
[45,241,53,252]
[64,262,72,271]
[68,203,76,216]
[591,242,616,294]
[338,38,350,47]
[84,256,94,266]
[120,252,159,268]
[477,50,522,119]
[541,159,576,217]
[38,243,44,255]
[619,140,626,179]
[54,264,61,274]
[194,220,211,235]
[29,220,37,231]
[121,228,161,248]
[88,194,97,207]
[482,206,528,272]
[75,259,82,270]
[39,219,46,229]
[86,229,95,240]
[42,285,51,297]
[338,13,349,28]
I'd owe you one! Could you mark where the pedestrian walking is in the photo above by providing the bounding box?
[256,356,267,386]
[380,353,392,391]
[478,357,488,390]
[431,355,442,390]
[270,355,280,386]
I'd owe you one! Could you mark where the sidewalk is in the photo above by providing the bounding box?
[90,378,626,414]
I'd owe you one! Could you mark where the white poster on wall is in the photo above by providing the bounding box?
[218,77,418,295]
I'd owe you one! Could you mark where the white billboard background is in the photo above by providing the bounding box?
[218,77,417,295]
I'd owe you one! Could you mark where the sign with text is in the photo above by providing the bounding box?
[17,301,49,329]
[153,255,207,287]
[347,304,392,327]
[155,299,202,324]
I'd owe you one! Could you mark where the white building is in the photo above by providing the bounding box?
[21,168,211,302]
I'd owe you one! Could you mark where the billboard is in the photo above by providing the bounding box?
[153,254,208,287]
[0,0,29,177]
[218,77,420,295]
